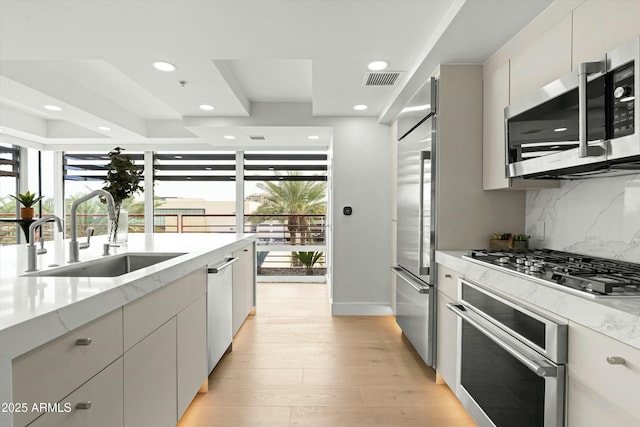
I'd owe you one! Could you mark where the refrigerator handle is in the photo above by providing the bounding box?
[418,150,431,277]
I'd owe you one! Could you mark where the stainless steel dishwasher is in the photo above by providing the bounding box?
[206,256,238,373]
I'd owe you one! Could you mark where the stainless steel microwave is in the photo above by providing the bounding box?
[505,36,639,179]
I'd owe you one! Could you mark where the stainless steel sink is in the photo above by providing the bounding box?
[26,253,185,277]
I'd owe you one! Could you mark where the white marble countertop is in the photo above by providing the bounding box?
[0,232,255,421]
[436,250,640,351]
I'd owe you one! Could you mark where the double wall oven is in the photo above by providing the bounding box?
[506,36,639,179]
[448,280,567,427]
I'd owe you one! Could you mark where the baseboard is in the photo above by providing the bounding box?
[257,275,326,283]
[331,302,393,316]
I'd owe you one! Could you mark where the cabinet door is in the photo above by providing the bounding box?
[483,61,511,190]
[232,245,254,336]
[573,0,640,65]
[510,13,572,102]
[177,295,207,419]
[124,319,177,427]
[436,291,458,389]
[567,321,640,426]
[28,358,124,427]
[12,309,123,427]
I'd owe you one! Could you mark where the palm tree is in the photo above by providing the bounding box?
[250,173,326,245]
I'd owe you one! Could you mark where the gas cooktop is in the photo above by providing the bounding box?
[463,248,640,298]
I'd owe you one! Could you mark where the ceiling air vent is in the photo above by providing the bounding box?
[248,135,266,141]
[362,71,403,87]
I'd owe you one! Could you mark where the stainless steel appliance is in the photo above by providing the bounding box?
[392,76,437,366]
[464,248,640,298]
[448,279,567,427]
[506,36,639,179]
[206,256,238,373]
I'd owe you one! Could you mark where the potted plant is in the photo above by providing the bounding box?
[293,251,323,275]
[10,191,44,219]
[102,147,143,243]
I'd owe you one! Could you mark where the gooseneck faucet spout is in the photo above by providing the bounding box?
[26,215,63,272]
[69,189,116,263]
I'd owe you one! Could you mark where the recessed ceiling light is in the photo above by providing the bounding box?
[368,60,389,71]
[97,126,112,131]
[153,61,177,72]
[44,104,62,111]
[353,104,368,111]
[554,127,568,132]
[308,135,320,140]
[224,135,236,140]
[174,155,183,159]
[205,167,212,170]
[199,104,215,111]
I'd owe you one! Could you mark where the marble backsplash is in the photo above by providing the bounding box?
[525,173,640,263]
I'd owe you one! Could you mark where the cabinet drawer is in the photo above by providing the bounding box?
[436,291,458,389]
[233,244,254,263]
[436,265,460,300]
[124,268,206,350]
[27,358,124,427]
[568,321,640,419]
[12,309,123,427]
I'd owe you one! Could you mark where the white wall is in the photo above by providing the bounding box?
[330,118,392,315]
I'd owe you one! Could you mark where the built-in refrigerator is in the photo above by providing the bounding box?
[392,77,437,367]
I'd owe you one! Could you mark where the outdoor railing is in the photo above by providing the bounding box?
[1,213,326,245]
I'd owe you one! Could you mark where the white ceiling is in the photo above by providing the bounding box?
[0,0,553,151]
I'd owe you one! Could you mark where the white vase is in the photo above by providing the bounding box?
[108,206,128,243]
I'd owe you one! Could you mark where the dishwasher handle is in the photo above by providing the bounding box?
[391,266,430,294]
[208,257,239,274]
[447,302,558,378]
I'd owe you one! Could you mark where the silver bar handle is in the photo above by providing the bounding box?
[606,356,626,365]
[447,302,557,378]
[578,61,605,158]
[208,257,239,274]
[75,401,92,410]
[75,338,92,346]
[391,267,429,294]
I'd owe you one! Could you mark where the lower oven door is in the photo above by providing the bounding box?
[393,266,432,366]
[448,303,565,427]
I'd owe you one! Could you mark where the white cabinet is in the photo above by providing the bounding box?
[177,295,207,419]
[232,244,255,336]
[28,358,124,427]
[573,0,640,65]
[124,319,177,427]
[509,14,572,103]
[567,321,640,427]
[435,265,460,389]
[12,309,123,427]
[122,267,207,427]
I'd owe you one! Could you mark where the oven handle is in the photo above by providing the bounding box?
[447,302,557,378]
[578,61,605,158]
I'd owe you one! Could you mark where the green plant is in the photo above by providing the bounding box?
[293,251,323,268]
[102,147,143,241]
[9,191,44,208]
[102,147,143,206]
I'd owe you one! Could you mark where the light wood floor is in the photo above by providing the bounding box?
[178,282,476,427]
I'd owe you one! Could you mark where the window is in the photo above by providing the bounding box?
[153,152,236,233]
[63,151,145,237]
[0,144,19,243]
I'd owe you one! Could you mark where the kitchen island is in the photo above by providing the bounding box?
[0,233,256,427]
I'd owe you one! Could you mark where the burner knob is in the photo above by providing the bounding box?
[515,258,525,265]
[497,257,510,264]
[524,260,534,267]
[529,265,544,273]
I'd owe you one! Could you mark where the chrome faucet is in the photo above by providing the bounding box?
[69,189,116,263]
[26,215,63,272]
